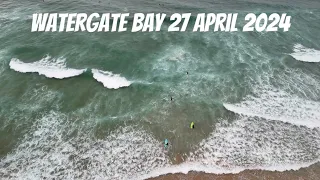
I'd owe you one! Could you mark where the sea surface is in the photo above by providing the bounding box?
[1,0,320,179]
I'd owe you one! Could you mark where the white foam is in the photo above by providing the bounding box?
[9,56,86,79]
[141,160,319,180]
[223,89,320,128]
[17,85,62,112]
[92,69,131,89]
[190,117,319,165]
[1,112,319,180]
[0,112,170,180]
[142,116,320,179]
[165,46,188,62]
[290,44,320,62]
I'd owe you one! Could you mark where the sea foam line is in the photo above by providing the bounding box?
[139,160,320,180]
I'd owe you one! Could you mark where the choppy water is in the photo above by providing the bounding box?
[1,0,320,179]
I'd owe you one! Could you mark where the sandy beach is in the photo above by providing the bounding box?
[149,163,320,180]
[1,1,320,180]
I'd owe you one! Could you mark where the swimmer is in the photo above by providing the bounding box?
[164,139,169,148]
[190,122,195,129]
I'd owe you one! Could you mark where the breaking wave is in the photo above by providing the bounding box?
[223,88,320,129]
[9,56,87,79]
[290,44,320,62]
[92,69,131,89]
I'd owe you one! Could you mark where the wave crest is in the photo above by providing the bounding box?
[290,44,320,62]
[92,69,131,89]
[9,56,86,79]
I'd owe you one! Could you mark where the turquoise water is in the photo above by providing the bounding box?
[1,0,320,179]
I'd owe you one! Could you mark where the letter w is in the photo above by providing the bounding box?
[31,13,49,32]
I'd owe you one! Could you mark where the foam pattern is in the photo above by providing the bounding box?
[0,112,170,180]
[189,117,320,170]
[223,88,320,128]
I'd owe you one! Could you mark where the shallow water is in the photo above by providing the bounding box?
[0,0,320,179]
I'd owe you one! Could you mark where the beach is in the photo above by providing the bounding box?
[0,0,320,179]
[150,163,320,180]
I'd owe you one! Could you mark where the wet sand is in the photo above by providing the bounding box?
[149,162,320,180]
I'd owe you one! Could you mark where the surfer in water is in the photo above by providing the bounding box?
[170,97,173,101]
[190,122,195,129]
[164,139,169,148]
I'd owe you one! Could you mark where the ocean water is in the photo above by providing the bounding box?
[1,0,320,179]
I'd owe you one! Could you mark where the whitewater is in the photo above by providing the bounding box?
[1,0,320,180]
[9,56,86,79]
[290,44,320,63]
[0,108,319,180]
[9,56,131,89]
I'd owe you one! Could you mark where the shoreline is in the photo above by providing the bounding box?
[148,162,320,180]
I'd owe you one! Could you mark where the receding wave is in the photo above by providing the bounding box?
[290,44,320,62]
[9,56,86,79]
[142,161,319,179]
[92,69,131,89]
[223,88,320,128]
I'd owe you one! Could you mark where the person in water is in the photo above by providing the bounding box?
[190,122,195,129]
[164,139,169,148]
